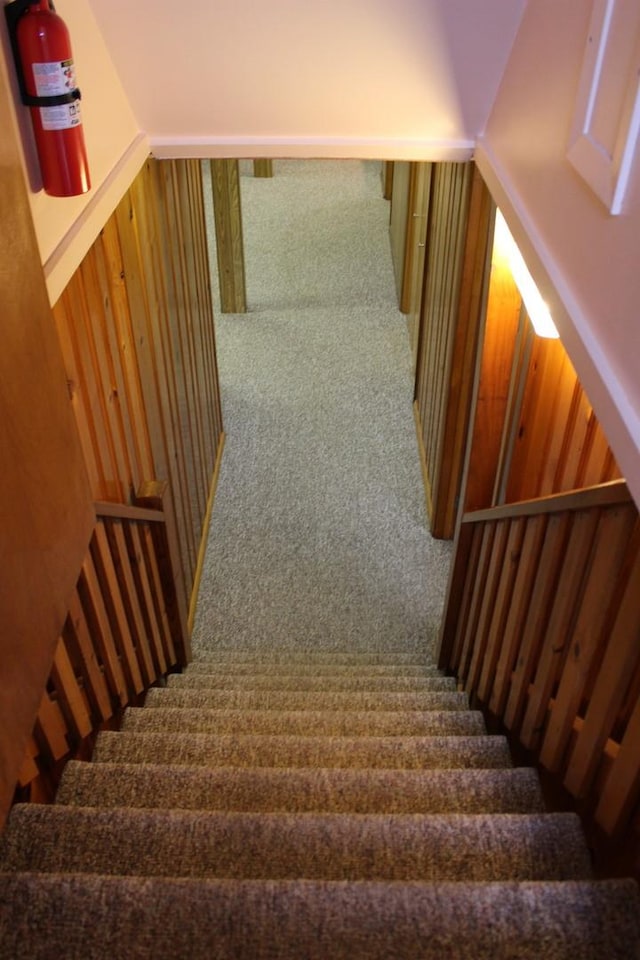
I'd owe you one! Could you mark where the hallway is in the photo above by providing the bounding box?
[195,160,451,657]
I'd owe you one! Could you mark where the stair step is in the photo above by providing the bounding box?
[92,731,513,769]
[168,673,457,693]
[0,805,592,882]
[190,651,431,666]
[143,687,469,712]
[57,762,545,814]
[2,874,637,960]
[122,706,487,737]
[185,661,442,678]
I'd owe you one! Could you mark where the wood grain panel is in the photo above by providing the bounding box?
[413,162,483,539]
[253,159,273,178]
[389,161,413,311]
[506,338,622,502]
[463,240,522,513]
[210,159,247,313]
[0,67,93,826]
[52,158,224,622]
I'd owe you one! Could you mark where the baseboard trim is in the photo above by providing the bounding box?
[188,431,226,634]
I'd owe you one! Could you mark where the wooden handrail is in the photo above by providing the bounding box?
[95,500,166,524]
[461,479,630,525]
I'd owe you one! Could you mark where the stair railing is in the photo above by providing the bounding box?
[16,480,189,798]
[438,478,640,836]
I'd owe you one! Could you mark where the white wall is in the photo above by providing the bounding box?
[1,0,149,303]
[86,0,524,160]
[478,0,640,505]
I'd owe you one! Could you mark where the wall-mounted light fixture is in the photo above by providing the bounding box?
[494,210,559,339]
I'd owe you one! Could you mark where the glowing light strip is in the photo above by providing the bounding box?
[494,210,559,339]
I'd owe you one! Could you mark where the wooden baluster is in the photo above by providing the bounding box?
[504,513,569,732]
[123,523,168,677]
[539,505,634,772]
[597,694,640,835]
[447,525,482,674]
[466,520,510,698]
[457,523,497,686]
[489,515,546,717]
[91,522,144,697]
[520,509,600,750]
[63,593,113,725]
[104,518,156,687]
[50,638,92,740]
[79,553,128,708]
[564,526,640,798]
[135,480,191,665]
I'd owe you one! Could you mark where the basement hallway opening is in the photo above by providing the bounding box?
[194,160,452,658]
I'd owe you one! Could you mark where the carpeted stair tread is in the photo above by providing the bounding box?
[56,761,545,814]
[0,805,592,882]
[185,661,442,677]
[167,673,457,692]
[1,875,638,960]
[92,730,514,769]
[143,687,469,713]
[191,651,432,666]
[121,706,487,737]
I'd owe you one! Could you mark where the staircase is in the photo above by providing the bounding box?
[1,648,639,958]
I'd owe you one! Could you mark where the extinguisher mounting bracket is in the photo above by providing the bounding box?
[4,0,81,108]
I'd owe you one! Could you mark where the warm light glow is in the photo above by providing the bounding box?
[494,211,559,339]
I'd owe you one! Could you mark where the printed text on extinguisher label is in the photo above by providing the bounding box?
[40,100,82,131]
[32,59,77,97]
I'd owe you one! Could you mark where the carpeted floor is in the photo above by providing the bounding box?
[194,160,451,658]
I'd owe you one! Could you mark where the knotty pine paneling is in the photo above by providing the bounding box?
[414,163,491,538]
[505,337,621,502]
[53,158,224,618]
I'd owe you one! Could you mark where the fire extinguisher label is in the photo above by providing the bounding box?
[32,60,77,97]
[40,100,82,131]
[32,61,82,131]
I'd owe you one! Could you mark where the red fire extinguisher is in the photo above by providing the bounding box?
[6,0,90,197]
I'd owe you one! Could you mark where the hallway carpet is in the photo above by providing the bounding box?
[0,163,638,957]
[195,160,451,658]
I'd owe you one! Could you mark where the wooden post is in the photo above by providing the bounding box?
[210,159,247,313]
[135,480,191,664]
[253,159,273,178]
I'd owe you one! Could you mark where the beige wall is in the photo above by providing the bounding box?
[1,0,149,302]
[479,0,640,506]
[86,0,525,160]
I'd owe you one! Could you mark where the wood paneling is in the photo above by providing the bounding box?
[462,234,523,513]
[253,159,273,178]
[505,338,622,501]
[389,161,414,312]
[406,163,431,367]
[439,480,640,838]
[0,67,94,826]
[52,158,224,620]
[210,159,247,313]
[414,163,492,539]
[382,161,394,201]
